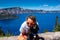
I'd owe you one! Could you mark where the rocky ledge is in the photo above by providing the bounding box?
[38,32,60,40]
[0,32,60,40]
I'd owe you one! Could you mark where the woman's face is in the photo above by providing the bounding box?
[26,18,35,27]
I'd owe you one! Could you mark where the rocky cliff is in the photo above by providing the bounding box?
[0,7,60,14]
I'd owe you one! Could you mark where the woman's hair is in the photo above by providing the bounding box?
[26,15,36,22]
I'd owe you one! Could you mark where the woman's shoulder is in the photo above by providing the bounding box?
[22,21,27,25]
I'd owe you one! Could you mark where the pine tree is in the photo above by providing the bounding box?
[0,27,4,36]
[5,29,11,37]
[53,16,60,32]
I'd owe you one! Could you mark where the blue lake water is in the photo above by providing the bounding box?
[0,13,60,35]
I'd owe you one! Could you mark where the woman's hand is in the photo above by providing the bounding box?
[17,34,27,40]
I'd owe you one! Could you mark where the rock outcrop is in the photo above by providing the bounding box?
[0,32,60,40]
[38,32,60,40]
[0,36,18,40]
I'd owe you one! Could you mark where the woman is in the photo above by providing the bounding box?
[18,15,39,40]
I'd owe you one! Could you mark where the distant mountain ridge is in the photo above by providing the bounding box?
[0,7,60,14]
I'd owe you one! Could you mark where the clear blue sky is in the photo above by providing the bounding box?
[0,0,60,10]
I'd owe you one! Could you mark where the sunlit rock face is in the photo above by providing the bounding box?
[0,7,60,14]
